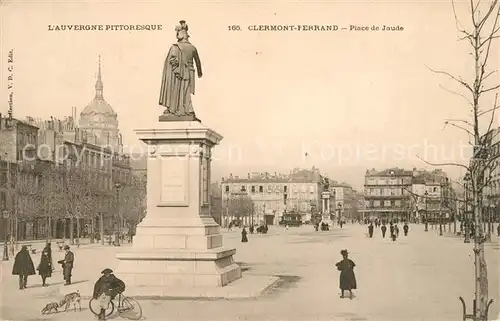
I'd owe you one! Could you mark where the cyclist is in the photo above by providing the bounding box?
[92,268,125,321]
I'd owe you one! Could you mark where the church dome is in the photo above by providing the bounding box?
[80,57,117,117]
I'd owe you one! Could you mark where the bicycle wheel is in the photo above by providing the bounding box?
[118,297,142,320]
[88,298,115,317]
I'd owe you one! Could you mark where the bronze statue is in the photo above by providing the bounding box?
[159,20,203,121]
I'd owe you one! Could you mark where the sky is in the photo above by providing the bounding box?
[1,0,499,189]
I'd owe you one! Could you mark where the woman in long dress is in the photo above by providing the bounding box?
[37,249,52,286]
[335,249,357,299]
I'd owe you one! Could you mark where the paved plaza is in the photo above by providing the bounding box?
[0,224,499,321]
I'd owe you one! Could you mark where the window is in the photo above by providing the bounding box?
[241,185,246,192]
[284,185,288,193]
[391,200,395,206]
[309,185,314,193]
[395,200,401,206]
[225,185,229,193]
[267,185,273,194]
[384,200,391,207]
[0,172,6,186]
[374,200,380,207]
[390,189,395,196]
[259,186,263,193]
[251,186,256,193]
[433,187,437,192]
[379,188,383,195]
[275,185,280,195]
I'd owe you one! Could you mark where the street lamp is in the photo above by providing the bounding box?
[114,183,121,246]
[3,210,9,261]
[424,191,429,231]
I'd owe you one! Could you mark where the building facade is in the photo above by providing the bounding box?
[221,167,326,226]
[362,168,413,220]
[362,167,454,223]
[330,182,358,221]
[0,58,139,242]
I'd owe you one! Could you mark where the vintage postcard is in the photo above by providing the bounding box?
[0,0,499,320]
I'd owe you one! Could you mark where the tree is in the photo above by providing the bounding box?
[115,174,147,233]
[39,164,66,241]
[226,194,254,224]
[424,1,500,318]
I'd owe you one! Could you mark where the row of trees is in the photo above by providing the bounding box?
[14,161,146,244]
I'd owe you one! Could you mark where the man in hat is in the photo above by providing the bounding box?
[62,245,74,285]
[93,268,125,321]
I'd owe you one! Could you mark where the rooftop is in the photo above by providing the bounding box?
[365,167,413,177]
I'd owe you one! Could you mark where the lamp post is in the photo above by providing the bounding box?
[114,183,121,246]
[3,210,9,261]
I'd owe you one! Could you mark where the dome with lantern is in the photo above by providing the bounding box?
[79,56,120,151]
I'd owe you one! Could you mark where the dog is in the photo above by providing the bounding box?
[63,290,82,312]
[41,300,65,314]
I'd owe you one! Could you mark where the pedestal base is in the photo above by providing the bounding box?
[115,248,241,288]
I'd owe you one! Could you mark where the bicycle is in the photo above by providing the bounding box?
[89,292,142,320]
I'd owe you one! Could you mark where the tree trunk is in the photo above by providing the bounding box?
[76,218,81,246]
[100,213,104,245]
[63,219,67,243]
[69,217,74,245]
[90,215,95,244]
[473,181,488,319]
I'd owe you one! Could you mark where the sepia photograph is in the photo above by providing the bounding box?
[0,0,499,320]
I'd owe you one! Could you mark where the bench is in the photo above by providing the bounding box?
[25,244,36,255]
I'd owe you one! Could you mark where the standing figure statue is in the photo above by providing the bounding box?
[159,20,203,121]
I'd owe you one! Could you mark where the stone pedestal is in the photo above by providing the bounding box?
[115,120,241,292]
[321,191,333,225]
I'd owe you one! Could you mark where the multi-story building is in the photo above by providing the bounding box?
[0,115,40,241]
[361,168,413,220]
[330,181,358,221]
[411,168,453,224]
[221,167,326,226]
[0,58,138,242]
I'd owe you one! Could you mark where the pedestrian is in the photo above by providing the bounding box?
[241,227,248,243]
[12,245,36,290]
[37,249,52,286]
[368,223,374,238]
[403,223,409,236]
[381,224,387,238]
[42,242,54,271]
[285,224,289,231]
[335,249,357,299]
[249,225,254,234]
[395,225,400,237]
[61,245,74,285]
[339,221,344,229]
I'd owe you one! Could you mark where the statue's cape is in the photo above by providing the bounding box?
[159,44,188,108]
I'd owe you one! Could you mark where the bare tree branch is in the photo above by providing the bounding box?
[427,65,474,92]
[416,155,470,171]
[439,84,475,107]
